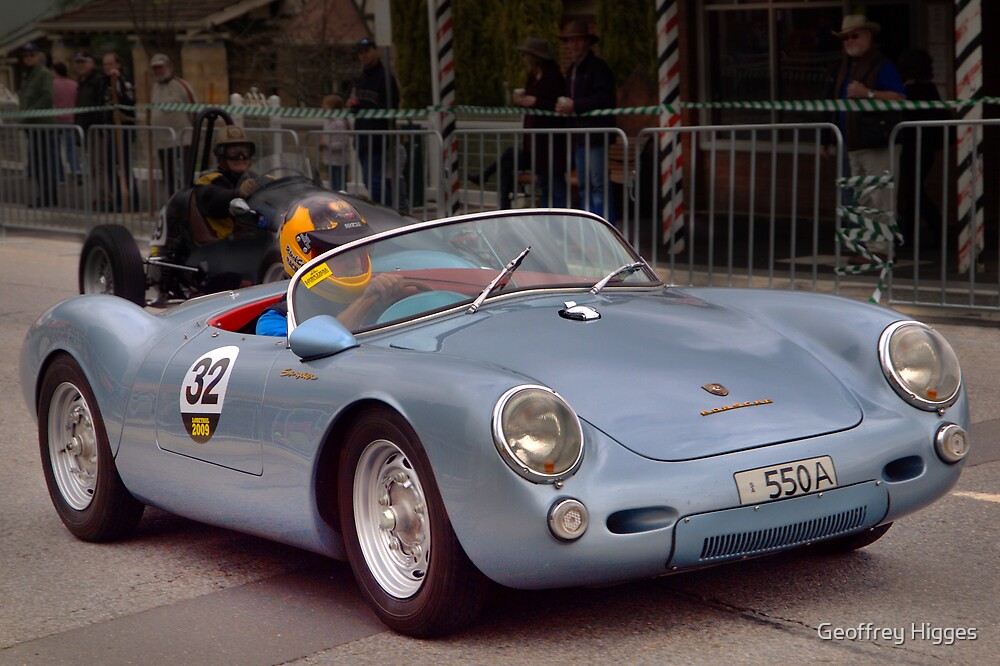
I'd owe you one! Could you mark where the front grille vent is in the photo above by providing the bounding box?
[700,506,868,561]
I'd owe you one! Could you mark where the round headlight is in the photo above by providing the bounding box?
[879,321,961,411]
[492,385,584,483]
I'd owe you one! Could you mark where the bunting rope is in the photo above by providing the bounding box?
[3,97,999,121]
[834,172,903,304]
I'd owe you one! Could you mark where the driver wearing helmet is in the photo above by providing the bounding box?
[256,196,421,336]
[194,123,259,239]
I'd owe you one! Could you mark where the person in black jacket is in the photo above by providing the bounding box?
[347,38,400,207]
[100,51,138,211]
[556,20,617,226]
[896,48,949,253]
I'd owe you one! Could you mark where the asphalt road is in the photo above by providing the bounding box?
[0,231,997,665]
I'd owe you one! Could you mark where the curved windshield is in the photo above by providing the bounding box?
[287,210,659,333]
[252,152,313,180]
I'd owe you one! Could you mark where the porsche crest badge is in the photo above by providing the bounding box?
[702,383,729,397]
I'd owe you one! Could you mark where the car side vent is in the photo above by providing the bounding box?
[699,506,868,561]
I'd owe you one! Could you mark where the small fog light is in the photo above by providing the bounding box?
[548,498,589,541]
[935,423,970,464]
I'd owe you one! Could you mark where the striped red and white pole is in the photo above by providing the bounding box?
[656,0,684,253]
[434,0,460,215]
[955,0,983,273]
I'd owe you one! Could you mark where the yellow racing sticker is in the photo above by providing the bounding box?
[303,263,333,289]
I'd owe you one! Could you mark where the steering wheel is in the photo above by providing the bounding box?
[375,290,468,324]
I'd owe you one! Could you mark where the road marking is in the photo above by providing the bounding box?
[952,491,1000,504]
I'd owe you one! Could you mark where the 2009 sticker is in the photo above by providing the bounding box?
[179,346,240,443]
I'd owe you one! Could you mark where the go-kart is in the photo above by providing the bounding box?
[78,108,416,307]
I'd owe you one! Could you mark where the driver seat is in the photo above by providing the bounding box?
[188,192,224,245]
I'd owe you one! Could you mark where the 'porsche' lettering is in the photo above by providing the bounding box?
[700,399,773,416]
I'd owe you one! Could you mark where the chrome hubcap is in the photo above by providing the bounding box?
[47,382,98,510]
[84,248,113,294]
[353,439,429,598]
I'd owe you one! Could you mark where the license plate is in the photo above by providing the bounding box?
[734,456,838,505]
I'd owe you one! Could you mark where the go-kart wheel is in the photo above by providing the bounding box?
[79,224,146,306]
[38,354,144,542]
[809,523,892,555]
[339,408,490,637]
[257,249,286,284]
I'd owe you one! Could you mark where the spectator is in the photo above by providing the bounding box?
[18,42,57,208]
[556,20,617,225]
[896,48,949,253]
[101,51,138,212]
[73,52,107,210]
[822,14,905,262]
[470,36,567,209]
[347,38,400,207]
[149,53,197,193]
[319,94,350,191]
[52,62,82,184]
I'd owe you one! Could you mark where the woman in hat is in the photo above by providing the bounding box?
[469,36,567,209]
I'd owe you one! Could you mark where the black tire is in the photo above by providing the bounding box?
[338,408,490,637]
[78,224,146,306]
[809,523,893,555]
[257,249,287,284]
[38,354,144,541]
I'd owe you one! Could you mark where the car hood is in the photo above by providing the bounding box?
[384,290,863,461]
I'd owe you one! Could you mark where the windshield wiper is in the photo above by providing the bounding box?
[589,261,648,295]
[467,246,531,313]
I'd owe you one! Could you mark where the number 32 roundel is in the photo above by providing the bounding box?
[179,346,240,444]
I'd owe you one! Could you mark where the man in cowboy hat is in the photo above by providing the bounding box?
[555,19,617,225]
[823,14,906,262]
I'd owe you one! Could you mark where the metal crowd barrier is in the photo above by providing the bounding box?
[304,126,443,218]
[455,127,627,227]
[633,122,844,293]
[886,118,1000,311]
[2,118,998,314]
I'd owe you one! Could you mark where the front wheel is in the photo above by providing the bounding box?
[257,249,287,284]
[79,224,146,306]
[38,354,144,541]
[339,408,490,637]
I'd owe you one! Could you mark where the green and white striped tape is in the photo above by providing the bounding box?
[3,97,998,121]
[834,173,902,303]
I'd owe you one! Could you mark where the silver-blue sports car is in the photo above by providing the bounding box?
[21,209,970,636]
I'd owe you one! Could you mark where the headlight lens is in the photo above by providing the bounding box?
[492,385,584,483]
[879,321,961,411]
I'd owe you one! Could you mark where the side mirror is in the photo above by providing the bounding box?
[288,315,358,360]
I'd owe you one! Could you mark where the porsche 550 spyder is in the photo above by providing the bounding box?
[77,108,415,307]
[21,209,970,637]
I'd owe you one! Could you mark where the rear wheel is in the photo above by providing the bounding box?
[79,224,146,306]
[38,354,144,541]
[810,523,892,554]
[339,408,490,637]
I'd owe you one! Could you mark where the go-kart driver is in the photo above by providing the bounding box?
[195,123,260,237]
[256,195,421,336]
